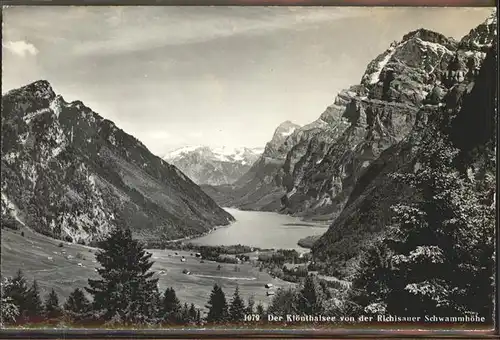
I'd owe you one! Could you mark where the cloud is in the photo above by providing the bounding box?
[70,7,363,57]
[2,40,38,57]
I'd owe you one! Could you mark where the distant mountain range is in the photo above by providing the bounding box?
[163,146,264,186]
[1,81,233,244]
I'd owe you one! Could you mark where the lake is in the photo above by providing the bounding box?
[190,208,328,251]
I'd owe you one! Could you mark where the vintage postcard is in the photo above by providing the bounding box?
[0,4,497,337]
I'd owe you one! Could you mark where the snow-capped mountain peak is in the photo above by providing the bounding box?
[166,145,206,158]
[165,145,263,164]
[365,41,406,85]
[274,120,299,136]
[361,28,458,87]
[164,145,264,185]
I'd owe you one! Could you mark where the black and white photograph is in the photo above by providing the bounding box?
[0,5,497,332]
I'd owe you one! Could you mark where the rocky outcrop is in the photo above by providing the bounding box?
[459,11,497,52]
[312,35,497,279]
[277,26,467,221]
[164,146,263,186]
[1,81,234,244]
[261,120,301,160]
[205,15,496,223]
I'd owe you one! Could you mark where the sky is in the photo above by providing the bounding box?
[2,6,494,156]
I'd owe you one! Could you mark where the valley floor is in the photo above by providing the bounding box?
[1,226,296,312]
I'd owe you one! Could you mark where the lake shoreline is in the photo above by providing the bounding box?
[149,208,326,253]
[282,223,329,228]
[297,235,322,249]
[164,224,228,244]
[185,208,326,251]
[160,208,238,245]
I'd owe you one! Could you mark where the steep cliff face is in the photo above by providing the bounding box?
[312,34,497,279]
[204,16,496,220]
[1,81,234,244]
[282,99,419,220]
[279,28,467,220]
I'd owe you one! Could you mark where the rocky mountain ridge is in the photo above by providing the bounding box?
[313,35,497,278]
[1,81,234,244]
[164,145,263,186]
[204,14,496,224]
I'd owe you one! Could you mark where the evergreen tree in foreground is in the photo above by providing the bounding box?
[246,295,255,314]
[64,288,90,323]
[161,287,181,324]
[25,280,44,322]
[44,288,63,320]
[3,270,28,323]
[86,228,159,325]
[205,284,228,323]
[298,275,326,315]
[1,276,20,326]
[353,133,495,320]
[267,288,298,316]
[181,303,190,323]
[256,303,265,320]
[229,285,245,322]
[150,290,163,323]
[188,303,197,324]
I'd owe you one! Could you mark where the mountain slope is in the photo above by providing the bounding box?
[312,19,497,278]
[206,14,496,225]
[164,146,263,185]
[1,81,234,244]
[279,28,472,221]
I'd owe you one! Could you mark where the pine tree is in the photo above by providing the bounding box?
[229,285,246,322]
[86,228,159,325]
[3,270,29,323]
[246,295,255,314]
[267,288,298,316]
[161,287,181,324]
[150,290,163,323]
[298,275,325,315]
[196,309,201,324]
[256,303,265,319]
[1,276,20,326]
[181,303,190,323]
[64,288,90,323]
[188,303,197,323]
[25,279,44,322]
[44,289,63,320]
[205,284,228,323]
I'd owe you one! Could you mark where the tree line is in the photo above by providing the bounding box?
[1,228,336,327]
[348,127,495,321]
[2,139,495,329]
[0,229,256,327]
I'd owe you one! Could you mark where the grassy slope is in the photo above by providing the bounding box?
[1,226,295,311]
